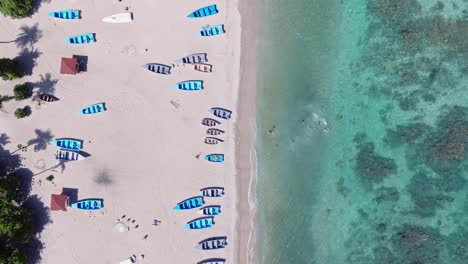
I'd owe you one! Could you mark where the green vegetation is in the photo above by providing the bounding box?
[14,107,27,119]
[13,84,30,101]
[0,0,33,19]
[46,175,54,182]
[0,58,23,81]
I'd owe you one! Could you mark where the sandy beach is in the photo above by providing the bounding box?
[0,0,254,263]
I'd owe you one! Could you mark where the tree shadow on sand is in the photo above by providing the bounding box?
[30,0,52,17]
[0,133,11,147]
[15,48,42,76]
[0,146,22,176]
[27,129,54,151]
[32,73,59,97]
[15,24,42,49]
[33,160,68,177]
[94,171,114,186]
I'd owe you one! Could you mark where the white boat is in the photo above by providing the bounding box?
[102,13,133,23]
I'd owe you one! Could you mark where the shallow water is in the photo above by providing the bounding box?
[256,0,468,263]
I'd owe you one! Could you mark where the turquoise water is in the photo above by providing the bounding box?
[256,0,468,263]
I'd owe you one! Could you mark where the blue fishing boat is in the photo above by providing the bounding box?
[56,150,85,161]
[196,25,225,37]
[204,154,224,162]
[173,80,203,91]
[65,33,96,44]
[48,10,80,19]
[184,217,214,230]
[200,187,225,197]
[50,138,82,151]
[78,103,106,114]
[197,205,221,216]
[187,4,218,18]
[70,199,103,210]
[173,196,205,210]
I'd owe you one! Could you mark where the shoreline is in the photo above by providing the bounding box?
[234,0,259,261]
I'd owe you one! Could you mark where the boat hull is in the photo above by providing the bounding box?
[194,63,213,73]
[202,118,221,127]
[65,33,96,44]
[48,10,80,19]
[209,107,232,120]
[39,94,58,102]
[70,199,103,210]
[176,53,208,64]
[50,139,82,151]
[196,25,225,37]
[187,5,218,18]
[79,103,106,114]
[102,12,133,23]
[173,196,205,210]
[145,63,171,75]
[200,187,225,197]
[184,217,214,230]
[173,80,203,91]
[205,137,223,145]
[55,150,85,161]
[204,154,224,162]
[197,205,221,216]
[197,258,226,264]
[206,128,225,135]
[196,236,228,250]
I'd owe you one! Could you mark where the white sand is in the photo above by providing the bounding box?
[0,0,247,262]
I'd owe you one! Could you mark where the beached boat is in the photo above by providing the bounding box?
[50,138,82,151]
[187,4,218,18]
[173,80,203,91]
[205,137,224,145]
[202,118,221,127]
[79,103,106,114]
[65,33,96,44]
[197,258,226,264]
[173,196,205,210]
[195,236,228,250]
[197,205,221,216]
[194,63,213,73]
[197,25,225,37]
[39,94,59,102]
[209,107,232,120]
[205,154,224,162]
[55,150,85,161]
[144,63,171,75]
[176,53,208,64]
[102,12,133,23]
[206,128,225,135]
[70,199,103,210]
[48,10,80,19]
[200,187,225,197]
[184,217,214,230]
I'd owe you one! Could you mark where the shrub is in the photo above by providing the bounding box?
[0,58,23,80]
[0,0,33,19]
[46,175,54,182]
[14,107,27,119]
[13,83,30,100]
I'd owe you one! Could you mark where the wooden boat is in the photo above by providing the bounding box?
[200,187,225,197]
[48,10,80,19]
[194,63,213,73]
[195,236,228,250]
[175,53,208,64]
[50,138,82,151]
[209,107,232,120]
[206,128,225,135]
[187,4,218,18]
[79,103,106,114]
[39,94,59,102]
[184,217,214,230]
[102,12,133,23]
[173,80,203,91]
[204,154,224,162]
[70,199,103,210]
[197,258,226,264]
[65,33,96,44]
[205,137,223,145]
[197,205,221,216]
[197,25,225,37]
[144,63,171,75]
[55,150,85,161]
[173,196,205,210]
[202,118,221,127]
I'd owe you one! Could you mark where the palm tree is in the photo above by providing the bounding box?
[27,129,53,151]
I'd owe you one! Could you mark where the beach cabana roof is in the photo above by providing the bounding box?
[50,194,68,211]
[60,57,78,75]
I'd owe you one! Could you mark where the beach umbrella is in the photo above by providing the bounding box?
[60,57,79,75]
[50,194,68,211]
